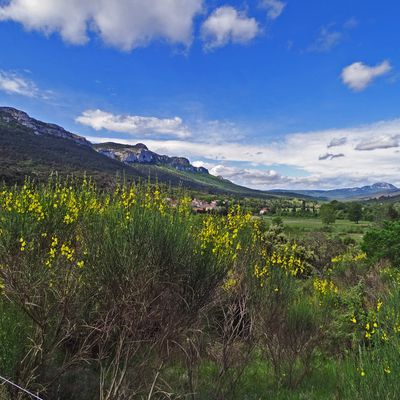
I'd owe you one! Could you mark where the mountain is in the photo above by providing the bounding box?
[272,183,400,201]
[0,106,276,198]
[0,107,91,147]
[93,142,209,174]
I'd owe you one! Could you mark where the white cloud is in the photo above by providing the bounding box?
[0,70,40,97]
[341,60,392,91]
[86,117,400,189]
[0,0,203,51]
[260,0,286,20]
[201,6,259,49]
[76,109,191,139]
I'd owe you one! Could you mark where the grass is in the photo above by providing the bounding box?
[262,216,372,241]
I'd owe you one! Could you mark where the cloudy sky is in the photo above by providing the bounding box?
[0,0,399,189]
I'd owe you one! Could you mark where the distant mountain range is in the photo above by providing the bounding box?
[0,106,275,198]
[272,182,400,201]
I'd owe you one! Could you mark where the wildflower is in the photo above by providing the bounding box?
[19,238,26,252]
[63,214,74,224]
[313,278,338,296]
[60,243,75,262]
[360,369,365,377]
[351,316,357,324]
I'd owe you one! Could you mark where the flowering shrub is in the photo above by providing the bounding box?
[1,179,400,399]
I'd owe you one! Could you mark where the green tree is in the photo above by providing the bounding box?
[348,202,363,224]
[320,203,336,225]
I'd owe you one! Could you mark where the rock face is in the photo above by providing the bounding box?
[95,142,209,174]
[0,107,91,147]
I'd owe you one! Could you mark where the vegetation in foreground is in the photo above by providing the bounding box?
[1,179,400,399]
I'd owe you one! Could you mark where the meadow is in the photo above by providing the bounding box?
[0,179,400,399]
[262,215,372,242]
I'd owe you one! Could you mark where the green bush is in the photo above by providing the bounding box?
[362,222,400,267]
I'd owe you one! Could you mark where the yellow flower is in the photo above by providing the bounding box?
[19,238,27,252]
[384,366,391,374]
[381,331,389,342]
[61,243,75,262]
[351,316,357,324]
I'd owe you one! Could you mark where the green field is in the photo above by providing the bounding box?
[262,216,373,241]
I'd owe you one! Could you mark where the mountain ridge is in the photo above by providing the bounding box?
[272,182,400,200]
[93,142,209,174]
[0,106,276,198]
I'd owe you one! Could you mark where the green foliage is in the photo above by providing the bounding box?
[348,203,363,224]
[320,203,336,225]
[0,300,31,376]
[362,222,400,267]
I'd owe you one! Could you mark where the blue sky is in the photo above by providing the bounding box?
[0,0,399,189]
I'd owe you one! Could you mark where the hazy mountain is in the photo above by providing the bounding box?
[272,182,400,200]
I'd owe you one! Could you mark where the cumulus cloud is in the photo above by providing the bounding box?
[355,135,400,151]
[327,137,347,148]
[0,0,203,51]
[341,60,392,91]
[201,6,259,49]
[76,109,191,139]
[318,152,345,161]
[260,0,286,20]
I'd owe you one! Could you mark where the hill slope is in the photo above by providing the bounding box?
[0,107,276,197]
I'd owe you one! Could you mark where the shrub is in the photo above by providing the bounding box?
[362,222,400,267]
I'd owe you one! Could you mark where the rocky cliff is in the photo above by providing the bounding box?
[94,142,209,174]
[0,107,91,147]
